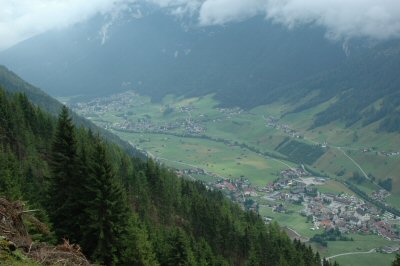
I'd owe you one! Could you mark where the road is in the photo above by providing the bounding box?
[284,227,310,242]
[337,147,370,180]
[269,157,295,170]
[326,248,376,260]
[263,116,375,182]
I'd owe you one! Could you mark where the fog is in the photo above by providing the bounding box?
[2,0,400,50]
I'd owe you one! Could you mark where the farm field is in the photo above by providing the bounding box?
[311,234,396,265]
[259,204,322,238]
[333,253,395,266]
[114,131,291,186]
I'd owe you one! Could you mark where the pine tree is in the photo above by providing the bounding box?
[119,214,159,266]
[322,258,331,266]
[48,106,83,242]
[81,137,130,266]
[393,254,400,266]
[315,251,321,265]
[165,228,196,266]
[0,146,22,199]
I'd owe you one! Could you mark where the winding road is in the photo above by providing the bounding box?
[337,147,370,180]
[326,248,376,260]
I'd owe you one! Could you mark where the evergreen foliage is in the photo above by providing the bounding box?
[49,106,82,242]
[393,254,400,266]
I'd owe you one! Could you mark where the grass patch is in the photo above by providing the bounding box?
[259,205,322,238]
[332,252,395,266]
[318,180,355,196]
[116,132,287,186]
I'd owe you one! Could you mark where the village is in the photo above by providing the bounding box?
[265,116,304,139]
[70,90,145,115]
[71,90,208,135]
[71,91,249,137]
[188,166,400,243]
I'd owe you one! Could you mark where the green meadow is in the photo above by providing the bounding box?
[333,253,395,266]
[259,204,323,238]
[311,234,396,265]
[114,131,289,186]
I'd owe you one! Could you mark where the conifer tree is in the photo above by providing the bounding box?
[81,137,130,266]
[48,106,83,242]
[393,254,400,266]
[0,146,22,199]
[119,214,159,266]
[165,228,196,266]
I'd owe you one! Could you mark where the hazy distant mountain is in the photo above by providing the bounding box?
[1,7,399,132]
[0,9,346,107]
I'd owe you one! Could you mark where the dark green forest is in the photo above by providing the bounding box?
[280,41,400,132]
[0,86,334,265]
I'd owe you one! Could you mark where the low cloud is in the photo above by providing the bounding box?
[160,0,400,40]
[0,0,133,50]
[264,0,400,40]
[199,0,400,39]
[199,0,265,25]
[1,0,400,50]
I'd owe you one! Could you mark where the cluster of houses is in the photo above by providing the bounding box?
[175,168,207,177]
[372,189,391,201]
[73,90,208,135]
[361,147,400,157]
[72,90,143,116]
[380,151,400,157]
[217,107,244,117]
[209,178,259,212]
[109,117,206,136]
[182,165,400,245]
[263,171,400,241]
[265,116,303,139]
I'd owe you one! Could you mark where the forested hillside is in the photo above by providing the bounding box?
[277,40,400,132]
[0,65,141,157]
[0,86,334,265]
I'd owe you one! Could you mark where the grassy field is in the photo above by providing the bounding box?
[259,204,323,238]
[114,131,289,186]
[318,180,356,195]
[332,252,395,266]
[313,234,395,257]
[310,234,397,266]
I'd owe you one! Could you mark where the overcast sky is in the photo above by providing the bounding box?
[1,0,400,50]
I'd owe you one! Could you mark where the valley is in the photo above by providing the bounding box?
[2,2,400,265]
[70,90,400,265]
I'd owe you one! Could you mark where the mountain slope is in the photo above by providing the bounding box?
[0,65,141,156]
[0,10,346,108]
[278,40,400,132]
